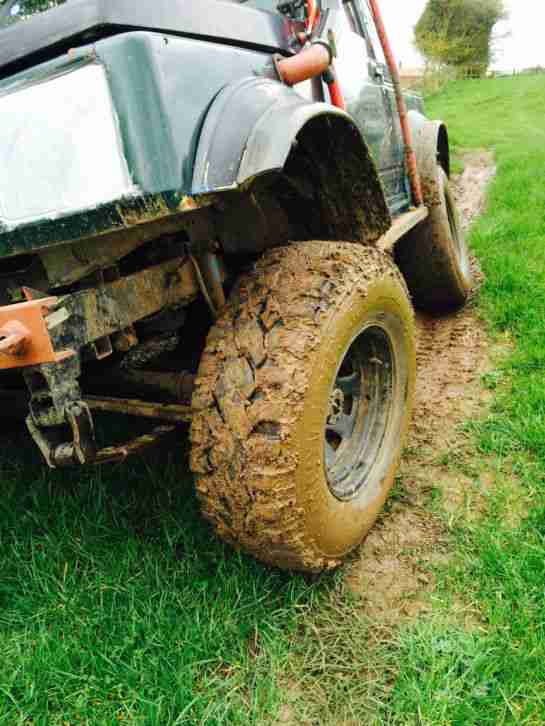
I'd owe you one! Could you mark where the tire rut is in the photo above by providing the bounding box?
[347,152,496,623]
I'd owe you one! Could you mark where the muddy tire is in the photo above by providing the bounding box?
[395,167,472,310]
[190,242,416,572]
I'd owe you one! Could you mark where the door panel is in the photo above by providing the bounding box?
[358,0,406,203]
[331,0,407,210]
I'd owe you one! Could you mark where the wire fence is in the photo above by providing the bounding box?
[400,65,545,95]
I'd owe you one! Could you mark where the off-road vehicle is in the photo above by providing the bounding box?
[0,0,472,572]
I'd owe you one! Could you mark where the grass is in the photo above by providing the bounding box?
[2,73,545,724]
[0,427,333,724]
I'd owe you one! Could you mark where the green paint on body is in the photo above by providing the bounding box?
[0,31,272,258]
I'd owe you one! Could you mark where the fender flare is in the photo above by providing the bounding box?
[191,76,386,203]
[408,110,450,185]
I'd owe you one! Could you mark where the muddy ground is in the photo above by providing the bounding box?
[347,151,497,623]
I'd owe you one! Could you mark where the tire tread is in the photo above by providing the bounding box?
[190,241,409,571]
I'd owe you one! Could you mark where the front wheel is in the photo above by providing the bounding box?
[190,242,416,573]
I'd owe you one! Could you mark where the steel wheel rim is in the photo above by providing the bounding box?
[324,323,396,501]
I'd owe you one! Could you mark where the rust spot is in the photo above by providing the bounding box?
[116,196,171,228]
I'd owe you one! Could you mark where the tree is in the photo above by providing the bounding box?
[0,0,65,26]
[415,0,507,77]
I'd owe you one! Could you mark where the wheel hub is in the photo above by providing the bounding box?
[327,388,345,426]
[324,324,395,501]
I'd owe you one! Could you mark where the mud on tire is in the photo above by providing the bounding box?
[190,242,416,572]
[396,167,473,311]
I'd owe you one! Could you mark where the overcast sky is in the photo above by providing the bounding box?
[379,0,543,71]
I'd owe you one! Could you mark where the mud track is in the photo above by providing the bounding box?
[347,151,497,622]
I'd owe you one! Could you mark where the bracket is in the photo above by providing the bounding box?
[0,298,73,370]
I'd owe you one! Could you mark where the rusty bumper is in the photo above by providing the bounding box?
[0,256,199,371]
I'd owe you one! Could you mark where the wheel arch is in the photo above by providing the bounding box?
[192,76,391,248]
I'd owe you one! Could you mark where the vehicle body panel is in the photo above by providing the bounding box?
[0,0,425,258]
[0,62,135,227]
[0,31,303,257]
[0,0,299,78]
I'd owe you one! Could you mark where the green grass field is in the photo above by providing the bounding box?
[1,73,545,724]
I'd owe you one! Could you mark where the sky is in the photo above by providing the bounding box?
[380,0,544,72]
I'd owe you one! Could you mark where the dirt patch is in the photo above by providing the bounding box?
[453,150,497,232]
[347,151,497,623]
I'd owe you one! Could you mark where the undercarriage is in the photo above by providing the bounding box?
[0,203,225,468]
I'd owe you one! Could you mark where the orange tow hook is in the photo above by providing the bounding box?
[0,320,31,357]
[0,298,74,370]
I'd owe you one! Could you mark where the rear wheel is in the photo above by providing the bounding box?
[190,242,416,572]
[396,166,472,310]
